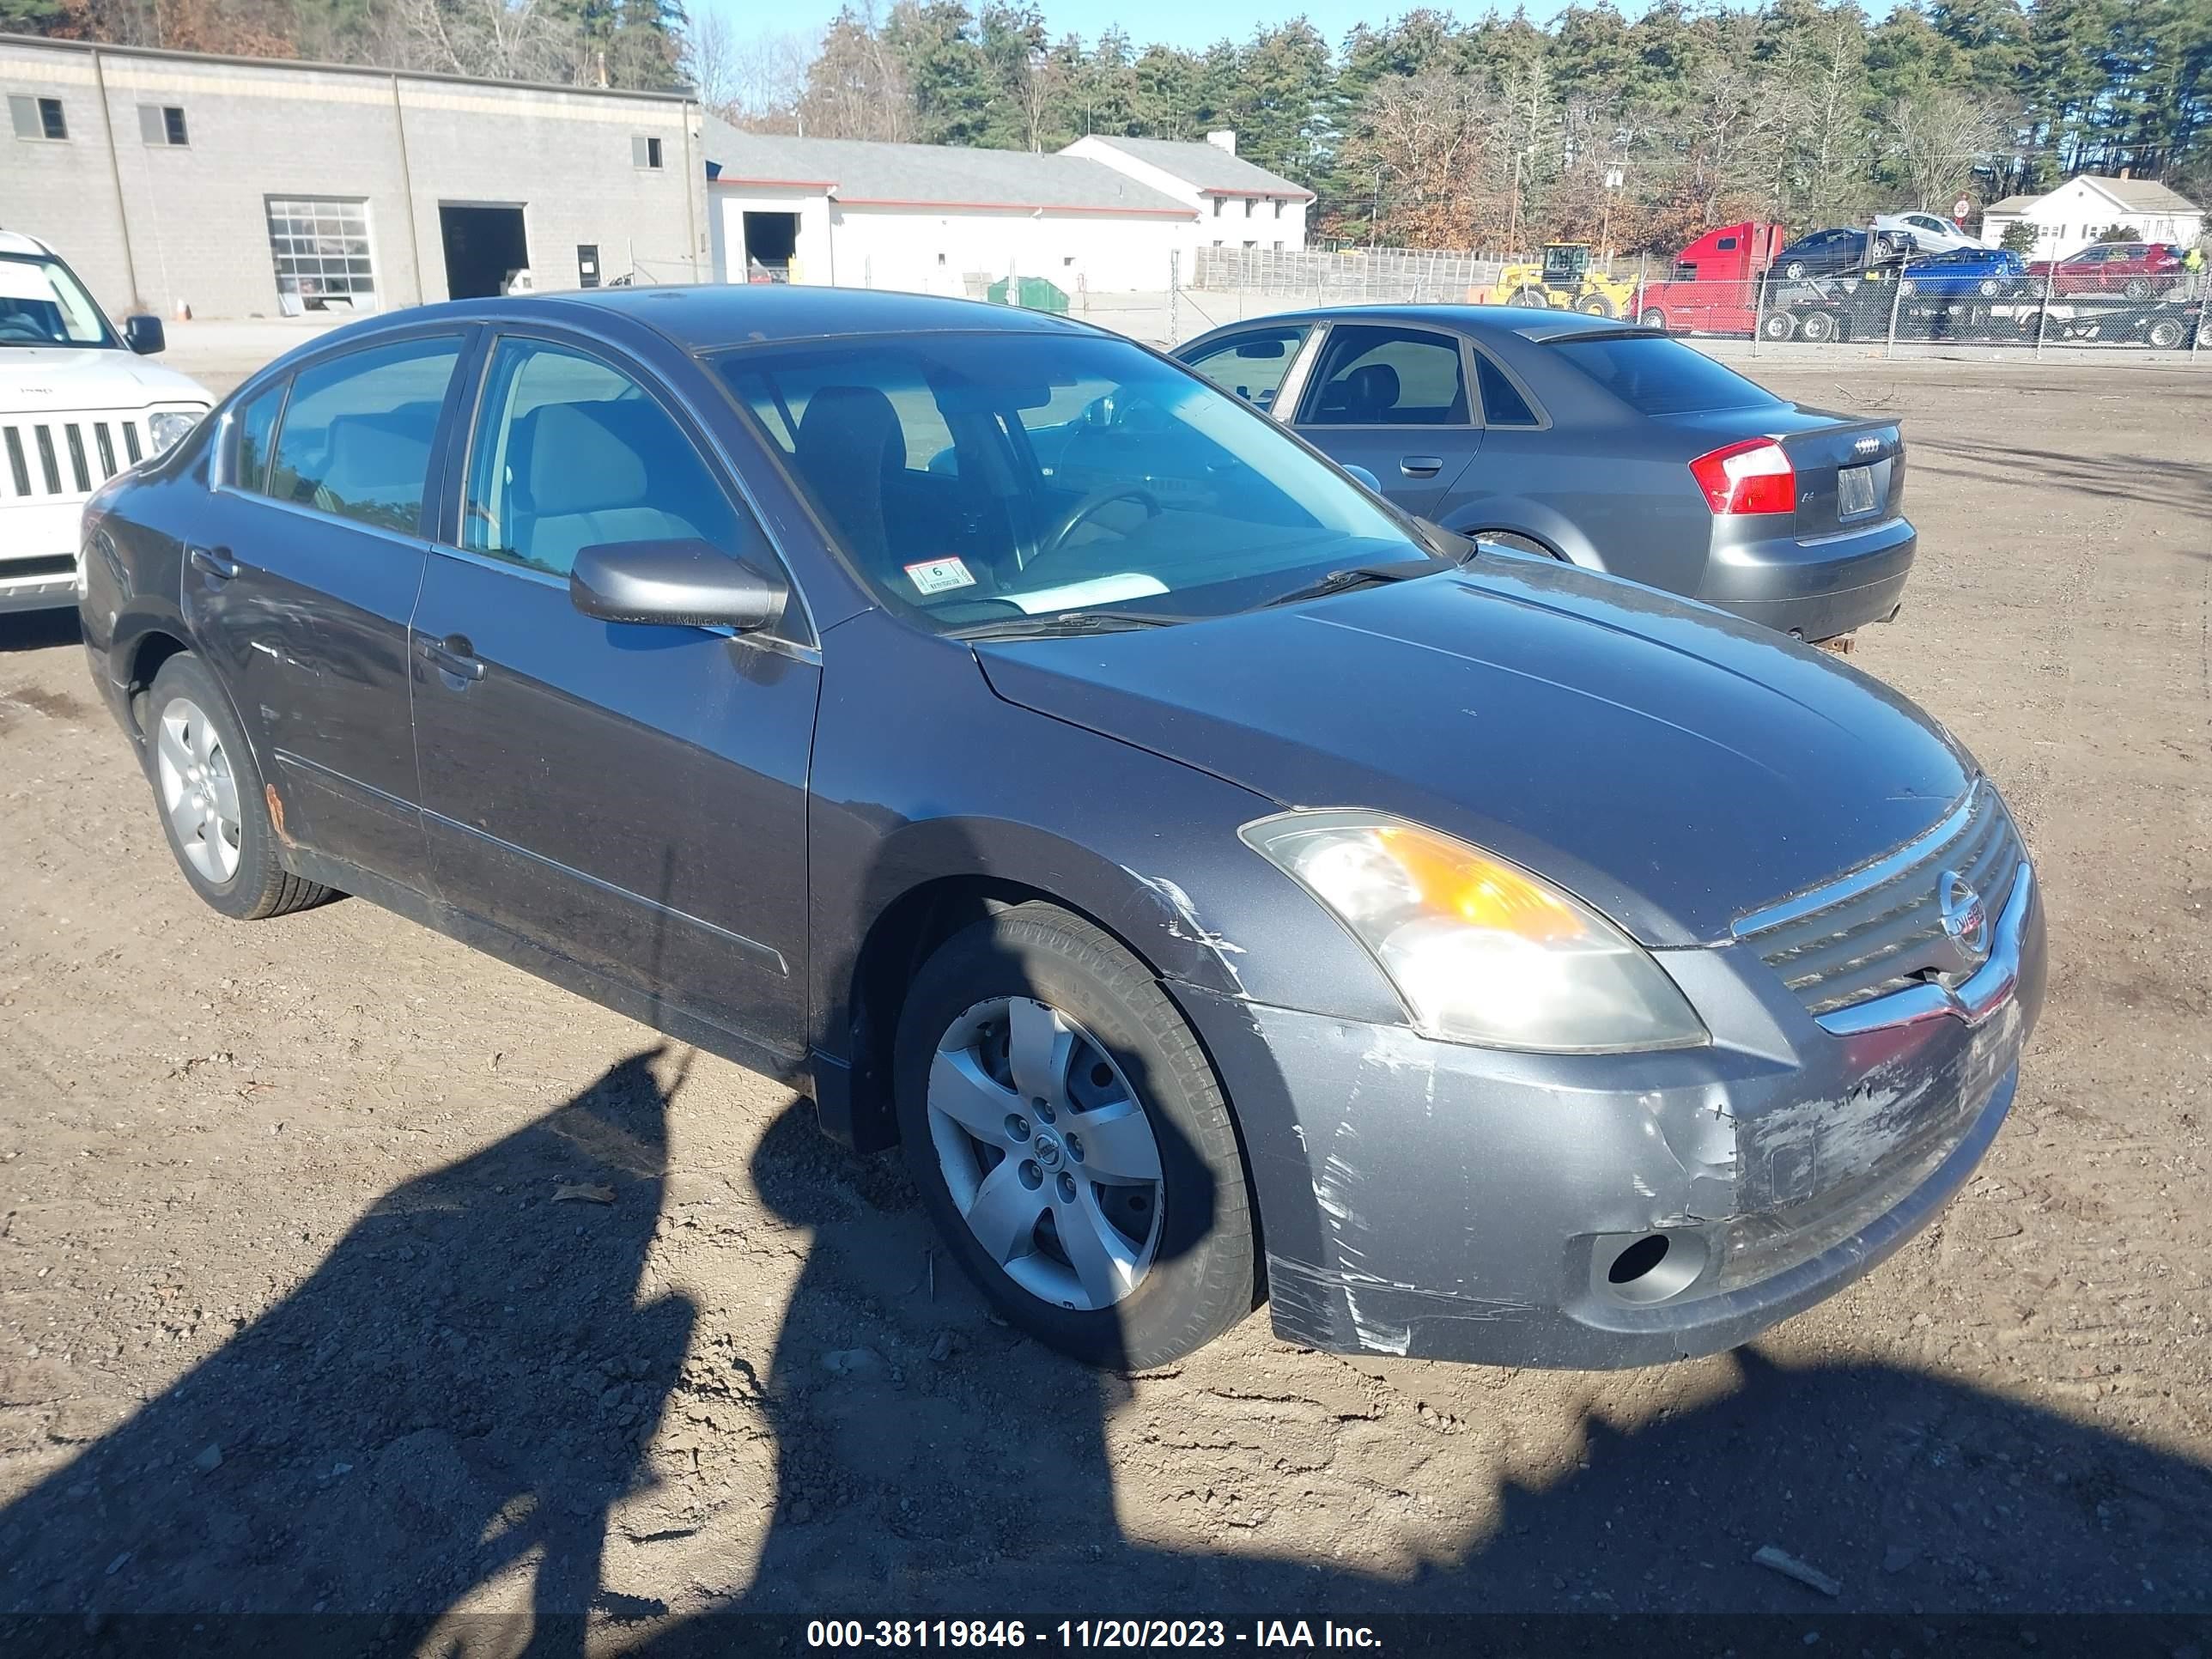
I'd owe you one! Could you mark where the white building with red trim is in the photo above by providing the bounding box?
[705,120,1310,296]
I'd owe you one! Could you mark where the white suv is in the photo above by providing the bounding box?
[1,231,212,614]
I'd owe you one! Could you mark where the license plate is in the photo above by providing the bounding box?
[1838,464,1879,517]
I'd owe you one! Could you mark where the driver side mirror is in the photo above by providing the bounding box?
[124,314,166,356]
[570,538,787,634]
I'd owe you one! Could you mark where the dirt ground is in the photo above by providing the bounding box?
[2,359,2209,1640]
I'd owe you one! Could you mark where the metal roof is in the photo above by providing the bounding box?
[1076,136,1313,200]
[703,120,1190,217]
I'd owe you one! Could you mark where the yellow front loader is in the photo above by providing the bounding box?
[1490,243,1638,317]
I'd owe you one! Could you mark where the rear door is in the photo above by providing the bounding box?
[1287,322,1480,516]
[190,330,470,884]
[410,330,819,1057]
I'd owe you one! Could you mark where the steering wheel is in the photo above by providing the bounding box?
[1031,486,1163,566]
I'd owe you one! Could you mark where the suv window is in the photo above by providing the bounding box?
[1303,325,1468,425]
[232,380,286,492]
[463,337,745,579]
[1181,326,1310,410]
[265,337,460,533]
[1549,334,1782,416]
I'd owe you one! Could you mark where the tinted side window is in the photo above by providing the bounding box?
[232,380,286,493]
[1473,353,1540,427]
[268,337,460,534]
[1180,325,1309,410]
[1304,325,1468,425]
[463,337,743,579]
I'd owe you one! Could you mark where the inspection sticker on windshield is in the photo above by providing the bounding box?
[903,556,976,596]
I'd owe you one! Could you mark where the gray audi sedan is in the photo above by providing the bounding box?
[80,287,2043,1371]
[1177,306,1916,645]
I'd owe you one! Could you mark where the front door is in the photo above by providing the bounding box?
[410,332,818,1057]
[1289,322,1481,517]
[187,331,468,883]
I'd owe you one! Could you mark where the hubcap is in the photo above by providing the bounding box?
[155,696,241,884]
[927,996,1165,1312]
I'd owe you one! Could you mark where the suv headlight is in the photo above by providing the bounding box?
[147,410,203,456]
[1241,810,1706,1054]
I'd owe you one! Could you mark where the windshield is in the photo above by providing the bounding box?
[1549,333,1784,416]
[714,331,1419,632]
[0,253,118,349]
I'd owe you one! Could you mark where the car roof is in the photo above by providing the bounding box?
[1189,303,1656,347]
[0,230,55,258]
[526,284,1098,349]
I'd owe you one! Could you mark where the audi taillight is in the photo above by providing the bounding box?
[1689,437,1796,516]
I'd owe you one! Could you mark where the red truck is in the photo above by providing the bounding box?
[1633,222,1787,336]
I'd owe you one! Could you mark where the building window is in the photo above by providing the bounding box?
[137,105,189,146]
[1273,200,1285,219]
[1212,198,1224,217]
[633,135,664,169]
[9,95,68,142]
[265,196,377,312]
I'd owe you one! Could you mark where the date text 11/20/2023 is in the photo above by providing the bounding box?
[805,1620,1383,1649]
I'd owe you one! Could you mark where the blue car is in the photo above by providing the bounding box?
[1899,247,2027,299]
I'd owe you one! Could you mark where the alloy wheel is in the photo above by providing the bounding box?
[155,696,241,883]
[927,995,1165,1311]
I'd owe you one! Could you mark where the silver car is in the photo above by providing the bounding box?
[1178,306,1916,644]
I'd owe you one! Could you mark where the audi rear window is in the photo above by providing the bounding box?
[1550,334,1783,416]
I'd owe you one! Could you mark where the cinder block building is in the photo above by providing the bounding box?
[1,33,708,319]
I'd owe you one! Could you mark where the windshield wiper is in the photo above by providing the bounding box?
[1258,557,1444,610]
[952,609,1186,641]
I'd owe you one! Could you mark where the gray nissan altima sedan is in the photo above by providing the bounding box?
[80,287,2044,1370]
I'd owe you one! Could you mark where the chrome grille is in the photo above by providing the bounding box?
[1733,782,2025,1018]
[0,416,144,501]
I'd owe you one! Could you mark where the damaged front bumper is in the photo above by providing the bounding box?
[1172,867,2045,1370]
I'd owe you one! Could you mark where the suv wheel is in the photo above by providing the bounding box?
[894,902,1255,1369]
[145,654,331,921]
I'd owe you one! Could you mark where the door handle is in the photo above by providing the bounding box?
[419,635,485,682]
[1400,455,1444,477]
[187,544,238,580]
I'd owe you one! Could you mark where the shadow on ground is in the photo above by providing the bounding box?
[4,1059,2210,1655]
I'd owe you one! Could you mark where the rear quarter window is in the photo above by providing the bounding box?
[1550,335,1782,417]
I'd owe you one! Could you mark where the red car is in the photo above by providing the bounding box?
[2026,242,2187,299]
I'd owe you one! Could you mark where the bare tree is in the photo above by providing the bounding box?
[1347,70,1510,246]
[796,3,910,140]
[380,0,580,82]
[1886,87,2008,211]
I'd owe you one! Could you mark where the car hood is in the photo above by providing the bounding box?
[0,347,212,416]
[975,559,1973,947]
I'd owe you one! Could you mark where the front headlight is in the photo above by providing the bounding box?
[1241,810,1707,1054]
[146,410,203,456]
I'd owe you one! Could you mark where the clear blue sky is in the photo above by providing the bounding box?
[696,0,1649,58]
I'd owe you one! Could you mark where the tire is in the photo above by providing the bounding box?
[1639,307,1669,331]
[1510,287,1550,309]
[1899,278,1919,297]
[2122,276,2151,301]
[893,902,1255,1369]
[1782,259,1808,280]
[144,654,331,921]
[1759,310,1797,342]
[1577,295,1615,318]
[2147,317,2185,350]
[1977,278,2001,298]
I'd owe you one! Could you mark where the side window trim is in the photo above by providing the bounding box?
[1293,322,1473,429]
[449,325,818,651]
[222,374,291,493]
